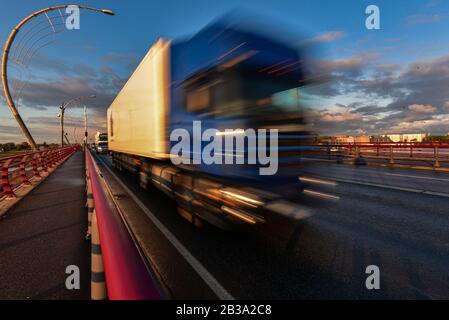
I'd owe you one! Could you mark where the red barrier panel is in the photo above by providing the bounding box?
[0,145,79,199]
[85,150,161,300]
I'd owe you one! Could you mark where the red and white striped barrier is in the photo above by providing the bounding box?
[0,145,79,199]
[85,150,162,300]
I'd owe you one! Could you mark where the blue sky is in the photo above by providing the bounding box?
[1,0,449,143]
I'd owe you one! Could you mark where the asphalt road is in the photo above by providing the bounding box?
[98,154,449,299]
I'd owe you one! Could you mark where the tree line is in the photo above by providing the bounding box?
[0,142,60,152]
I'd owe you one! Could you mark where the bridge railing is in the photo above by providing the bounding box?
[85,150,162,300]
[0,145,79,199]
[312,142,449,167]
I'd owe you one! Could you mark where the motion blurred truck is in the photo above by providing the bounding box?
[107,20,318,229]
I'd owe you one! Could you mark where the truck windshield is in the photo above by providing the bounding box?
[212,71,304,118]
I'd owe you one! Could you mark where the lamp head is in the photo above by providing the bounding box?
[101,9,115,15]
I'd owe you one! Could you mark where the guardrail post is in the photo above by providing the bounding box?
[1,159,16,199]
[434,146,440,167]
[19,155,31,186]
[52,149,60,166]
[389,146,394,165]
[40,151,48,172]
[55,149,60,164]
[338,150,344,163]
[91,210,107,300]
[31,154,40,178]
[2,159,16,199]
[86,168,93,240]
[56,149,62,163]
[46,150,55,168]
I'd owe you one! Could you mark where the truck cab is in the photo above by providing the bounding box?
[170,21,314,190]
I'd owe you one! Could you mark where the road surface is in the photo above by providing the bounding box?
[97,154,449,299]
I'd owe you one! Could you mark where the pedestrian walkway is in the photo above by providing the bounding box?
[0,151,89,299]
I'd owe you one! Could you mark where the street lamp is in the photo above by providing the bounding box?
[1,5,114,150]
[59,95,96,147]
[84,105,88,150]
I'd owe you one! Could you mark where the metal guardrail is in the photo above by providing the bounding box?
[0,145,79,199]
[85,150,162,300]
[313,142,449,167]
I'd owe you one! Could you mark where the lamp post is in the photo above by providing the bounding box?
[1,5,114,150]
[59,95,96,147]
[73,127,78,144]
[84,105,87,150]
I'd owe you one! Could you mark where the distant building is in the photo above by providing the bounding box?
[332,135,370,144]
[354,136,370,143]
[334,135,354,143]
[370,135,390,143]
[329,134,427,144]
[384,133,427,142]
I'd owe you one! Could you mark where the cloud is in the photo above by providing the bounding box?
[0,124,22,138]
[21,53,98,78]
[1,51,135,143]
[102,52,140,71]
[13,77,115,113]
[319,106,363,123]
[305,53,380,98]
[305,104,368,135]
[9,54,129,117]
[389,115,449,133]
[425,0,442,8]
[408,104,437,113]
[305,51,449,135]
[404,14,446,26]
[303,31,345,44]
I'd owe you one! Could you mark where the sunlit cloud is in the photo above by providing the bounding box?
[302,30,345,44]
[408,104,437,113]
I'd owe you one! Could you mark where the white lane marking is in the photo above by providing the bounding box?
[320,176,449,198]
[301,157,336,162]
[423,191,449,197]
[96,155,234,300]
[382,172,449,182]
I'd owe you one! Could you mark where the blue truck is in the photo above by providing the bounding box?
[107,19,316,228]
